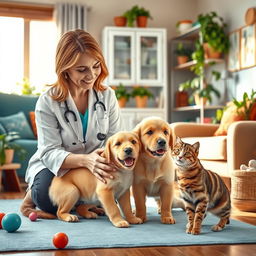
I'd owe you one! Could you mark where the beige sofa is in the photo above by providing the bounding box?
[170,121,256,190]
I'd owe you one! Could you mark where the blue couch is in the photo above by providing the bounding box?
[0,93,38,177]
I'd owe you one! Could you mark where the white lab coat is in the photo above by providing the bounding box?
[25,86,123,189]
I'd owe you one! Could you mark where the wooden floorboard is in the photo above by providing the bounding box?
[1,181,256,256]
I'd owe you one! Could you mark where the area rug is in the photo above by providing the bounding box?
[0,199,255,252]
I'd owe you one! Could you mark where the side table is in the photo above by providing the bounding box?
[0,163,22,192]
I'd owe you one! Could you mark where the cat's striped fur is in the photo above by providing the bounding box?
[172,137,231,235]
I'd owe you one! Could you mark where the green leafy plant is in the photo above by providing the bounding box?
[0,132,27,165]
[123,5,152,27]
[16,78,36,95]
[114,83,130,100]
[233,89,256,120]
[174,43,193,58]
[179,71,221,105]
[131,86,154,99]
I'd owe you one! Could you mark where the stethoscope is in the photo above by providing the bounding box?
[64,89,107,141]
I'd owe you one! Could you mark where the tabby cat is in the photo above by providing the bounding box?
[172,137,231,235]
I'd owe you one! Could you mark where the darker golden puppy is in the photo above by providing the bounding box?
[132,117,176,224]
[21,132,142,228]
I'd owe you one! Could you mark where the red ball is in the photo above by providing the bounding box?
[53,232,69,249]
[0,213,5,229]
[29,212,37,221]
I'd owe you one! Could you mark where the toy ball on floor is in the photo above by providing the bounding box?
[2,213,21,232]
[53,232,69,249]
[29,212,37,221]
[0,212,6,229]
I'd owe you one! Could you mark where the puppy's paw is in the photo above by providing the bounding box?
[127,216,143,224]
[114,220,130,228]
[136,215,147,223]
[60,214,79,222]
[84,211,98,219]
[161,216,176,224]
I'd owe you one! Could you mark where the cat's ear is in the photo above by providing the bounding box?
[176,136,182,143]
[192,142,200,155]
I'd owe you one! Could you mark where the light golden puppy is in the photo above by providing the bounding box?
[132,117,176,224]
[21,132,142,228]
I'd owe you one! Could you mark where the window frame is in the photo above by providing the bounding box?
[0,2,54,78]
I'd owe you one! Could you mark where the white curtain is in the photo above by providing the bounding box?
[54,2,88,37]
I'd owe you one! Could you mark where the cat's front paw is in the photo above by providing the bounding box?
[211,224,224,232]
[191,227,201,235]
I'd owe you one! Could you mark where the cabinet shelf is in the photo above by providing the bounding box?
[173,105,224,112]
[173,25,201,40]
[174,58,225,70]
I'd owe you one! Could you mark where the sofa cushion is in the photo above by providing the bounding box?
[182,136,227,160]
[0,112,35,139]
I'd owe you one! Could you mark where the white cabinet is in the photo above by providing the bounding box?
[102,27,167,130]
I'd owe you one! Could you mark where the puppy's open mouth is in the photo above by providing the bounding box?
[147,148,166,157]
[118,157,135,167]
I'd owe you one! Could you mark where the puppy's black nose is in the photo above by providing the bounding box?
[157,139,166,147]
[124,147,133,155]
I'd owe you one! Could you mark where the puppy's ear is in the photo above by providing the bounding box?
[103,138,112,162]
[169,127,174,150]
[131,132,141,151]
[132,123,141,138]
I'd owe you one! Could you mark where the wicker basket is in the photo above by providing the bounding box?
[231,170,256,212]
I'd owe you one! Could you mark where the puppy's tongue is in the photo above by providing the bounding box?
[124,157,134,167]
[156,149,165,155]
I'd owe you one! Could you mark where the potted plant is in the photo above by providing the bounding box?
[197,11,230,59]
[114,83,130,108]
[174,42,193,65]
[179,73,220,105]
[176,20,193,34]
[123,5,152,27]
[0,132,27,165]
[131,86,154,108]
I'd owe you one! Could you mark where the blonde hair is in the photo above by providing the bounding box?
[50,29,108,102]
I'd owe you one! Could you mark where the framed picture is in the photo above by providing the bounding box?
[228,30,240,72]
[240,24,256,69]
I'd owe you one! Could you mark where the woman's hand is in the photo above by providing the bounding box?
[85,148,116,184]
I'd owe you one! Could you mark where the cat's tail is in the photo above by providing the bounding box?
[20,189,56,219]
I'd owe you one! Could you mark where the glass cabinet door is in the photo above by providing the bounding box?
[136,32,163,85]
[108,31,135,85]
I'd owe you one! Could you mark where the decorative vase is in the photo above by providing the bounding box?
[203,43,221,59]
[4,149,14,164]
[175,91,188,107]
[177,56,189,65]
[114,16,127,27]
[135,96,148,108]
[136,16,148,27]
[194,94,207,106]
[118,98,127,108]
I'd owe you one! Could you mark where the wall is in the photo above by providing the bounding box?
[197,0,256,99]
[9,0,199,43]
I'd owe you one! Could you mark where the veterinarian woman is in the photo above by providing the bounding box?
[20,29,123,216]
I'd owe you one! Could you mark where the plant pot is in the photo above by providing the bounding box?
[194,94,208,106]
[136,16,148,27]
[114,16,127,27]
[135,96,148,108]
[203,43,221,59]
[175,91,189,107]
[177,56,189,65]
[118,98,127,108]
[4,149,14,164]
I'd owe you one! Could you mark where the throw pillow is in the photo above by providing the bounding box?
[214,102,245,136]
[29,111,37,138]
[0,112,35,139]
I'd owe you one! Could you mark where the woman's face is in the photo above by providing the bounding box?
[67,52,101,91]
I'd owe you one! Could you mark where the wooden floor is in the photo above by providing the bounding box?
[1,183,256,256]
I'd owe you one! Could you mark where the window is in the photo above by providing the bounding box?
[0,3,56,94]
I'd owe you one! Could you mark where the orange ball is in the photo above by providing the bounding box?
[0,213,5,229]
[52,232,69,249]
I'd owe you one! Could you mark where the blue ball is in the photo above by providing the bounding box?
[2,213,21,232]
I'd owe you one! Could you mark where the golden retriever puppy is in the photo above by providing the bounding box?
[132,117,176,224]
[22,132,143,228]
